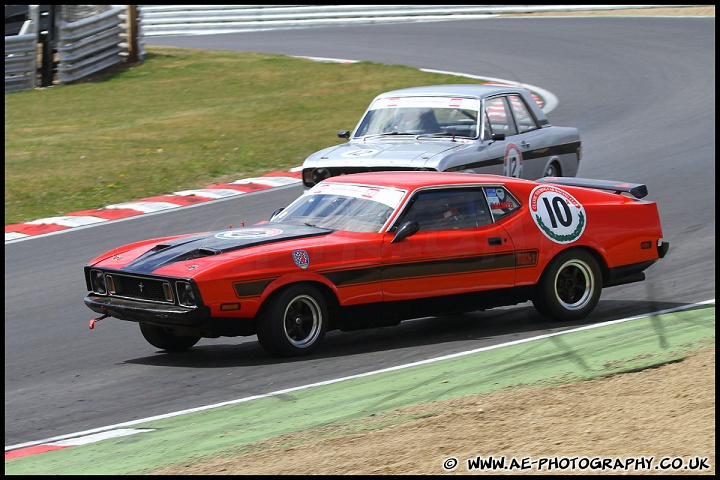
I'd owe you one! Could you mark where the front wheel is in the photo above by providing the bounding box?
[532,249,602,321]
[256,284,328,357]
[543,161,561,177]
[139,323,201,351]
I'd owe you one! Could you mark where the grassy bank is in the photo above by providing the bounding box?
[4,47,486,225]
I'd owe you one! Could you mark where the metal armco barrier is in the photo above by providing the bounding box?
[5,5,668,92]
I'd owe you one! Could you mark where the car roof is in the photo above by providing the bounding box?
[322,171,531,190]
[375,84,530,99]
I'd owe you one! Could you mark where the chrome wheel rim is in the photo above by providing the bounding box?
[283,294,322,348]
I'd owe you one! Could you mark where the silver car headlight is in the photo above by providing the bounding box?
[311,167,331,185]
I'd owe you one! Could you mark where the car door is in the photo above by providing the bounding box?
[506,93,554,179]
[481,94,553,180]
[476,95,519,178]
[380,186,516,302]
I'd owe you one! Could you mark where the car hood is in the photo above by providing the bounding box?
[305,140,471,168]
[120,223,332,274]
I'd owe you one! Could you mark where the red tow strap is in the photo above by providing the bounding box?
[89,314,109,329]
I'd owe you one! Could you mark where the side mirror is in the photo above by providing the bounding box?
[337,130,351,139]
[491,132,506,141]
[391,221,420,244]
[269,207,284,221]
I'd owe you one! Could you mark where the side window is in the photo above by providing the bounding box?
[485,97,518,137]
[509,94,539,134]
[396,188,491,231]
[484,186,521,220]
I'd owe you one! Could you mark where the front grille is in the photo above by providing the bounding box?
[304,165,436,187]
[107,274,173,304]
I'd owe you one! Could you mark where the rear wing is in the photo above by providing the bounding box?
[538,177,648,199]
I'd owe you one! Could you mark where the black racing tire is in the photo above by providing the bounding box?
[255,284,328,357]
[532,249,602,322]
[139,323,201,352]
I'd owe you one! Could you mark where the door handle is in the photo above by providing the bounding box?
[488,237,502,246]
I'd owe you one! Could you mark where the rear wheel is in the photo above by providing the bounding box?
[139,323,200,351]
[533,249,602,321]
[256,284,328,357]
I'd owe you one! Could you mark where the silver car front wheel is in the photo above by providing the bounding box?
[543,162,560,177]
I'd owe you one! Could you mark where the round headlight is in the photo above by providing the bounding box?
[312,167,331,185]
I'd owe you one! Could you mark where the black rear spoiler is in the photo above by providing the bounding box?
[538,177,648,199]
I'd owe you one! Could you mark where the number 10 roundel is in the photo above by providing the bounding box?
[529,185,586,244]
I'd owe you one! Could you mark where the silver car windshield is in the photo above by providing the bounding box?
[270,183,407,233]
[354,96,481,138]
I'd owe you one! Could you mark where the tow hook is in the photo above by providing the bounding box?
[89,314,109,329]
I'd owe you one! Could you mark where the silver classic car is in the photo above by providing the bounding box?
[301,84,582,189]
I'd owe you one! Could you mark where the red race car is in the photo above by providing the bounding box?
[84,171,668,357]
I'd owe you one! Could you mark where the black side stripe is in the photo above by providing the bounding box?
[381,252,516,280]
[458,141,581,171]
[321,268,382,286]
[232,251,538,298]
[233,278,276,298]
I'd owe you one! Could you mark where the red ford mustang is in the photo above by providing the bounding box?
[84,171,668,357]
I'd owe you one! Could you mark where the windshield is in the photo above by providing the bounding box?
[354,96,481,138]
[270,183,407,233]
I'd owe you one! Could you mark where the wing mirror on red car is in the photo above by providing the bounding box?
[391,220,420,243]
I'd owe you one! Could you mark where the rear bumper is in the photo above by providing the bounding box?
[604,259,656,288]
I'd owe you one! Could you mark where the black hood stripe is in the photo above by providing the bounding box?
[123,223,332,274]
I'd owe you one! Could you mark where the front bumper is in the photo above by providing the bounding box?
[84,294,210,327]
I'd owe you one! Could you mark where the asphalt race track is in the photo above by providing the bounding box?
[5,15,715,447]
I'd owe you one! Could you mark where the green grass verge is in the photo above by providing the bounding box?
[4,47,486,225]
[4,304,714,475]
